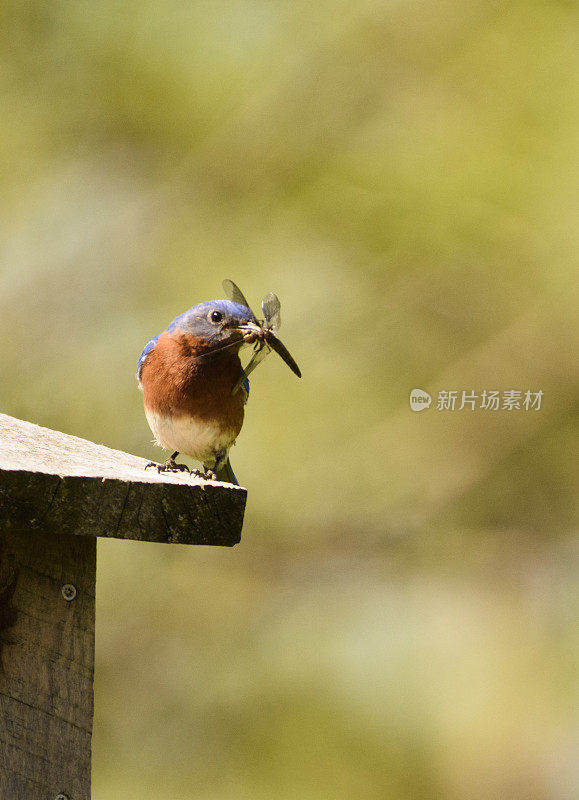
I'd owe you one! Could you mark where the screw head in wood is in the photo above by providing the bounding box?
[61,584,77,601]
[55,794,70,800]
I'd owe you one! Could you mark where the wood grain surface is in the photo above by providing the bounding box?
[0,530,95,800]
[0,413,247,798]
[0,413,246,546]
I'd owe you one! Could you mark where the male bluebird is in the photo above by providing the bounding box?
[137,281,300,484]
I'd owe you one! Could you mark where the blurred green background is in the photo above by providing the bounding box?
[1,0,578,798]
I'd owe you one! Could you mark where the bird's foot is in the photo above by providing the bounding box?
[145,459,190,474]
[190,468,217,481]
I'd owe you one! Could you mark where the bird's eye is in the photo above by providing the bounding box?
[209,310,223,324]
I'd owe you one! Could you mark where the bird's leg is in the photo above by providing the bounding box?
[188,447,226,481]
[187,456,220,481]
[145,451,190,473]
[189,466,217,481]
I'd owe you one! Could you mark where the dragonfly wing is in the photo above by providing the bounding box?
[262,292,281,332]
[232,342,271,393]
[223,279,254,314]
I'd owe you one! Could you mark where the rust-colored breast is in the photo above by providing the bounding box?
[140,331,246,435]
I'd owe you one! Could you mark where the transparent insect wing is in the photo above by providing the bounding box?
[233,341,271,393]
[262,292,281,332]
[222,279,255,315]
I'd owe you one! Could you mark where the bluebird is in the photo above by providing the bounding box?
[137,280,301,484]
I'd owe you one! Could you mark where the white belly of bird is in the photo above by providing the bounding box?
[145,409,236,467]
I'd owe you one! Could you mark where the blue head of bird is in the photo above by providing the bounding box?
[167,299,263,353]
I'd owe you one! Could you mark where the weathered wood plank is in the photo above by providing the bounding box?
[0,414,246,545]
[0,414,247,799]
[0,529,96,800]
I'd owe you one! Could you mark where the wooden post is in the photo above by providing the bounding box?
[0,413,246,800]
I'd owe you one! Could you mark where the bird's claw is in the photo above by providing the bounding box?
[190,468,218,481]
[145,459,190,474]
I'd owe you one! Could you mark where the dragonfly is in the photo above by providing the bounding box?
[222,279,302,394]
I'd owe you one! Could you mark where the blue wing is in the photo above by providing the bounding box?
[136,334,160,382]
